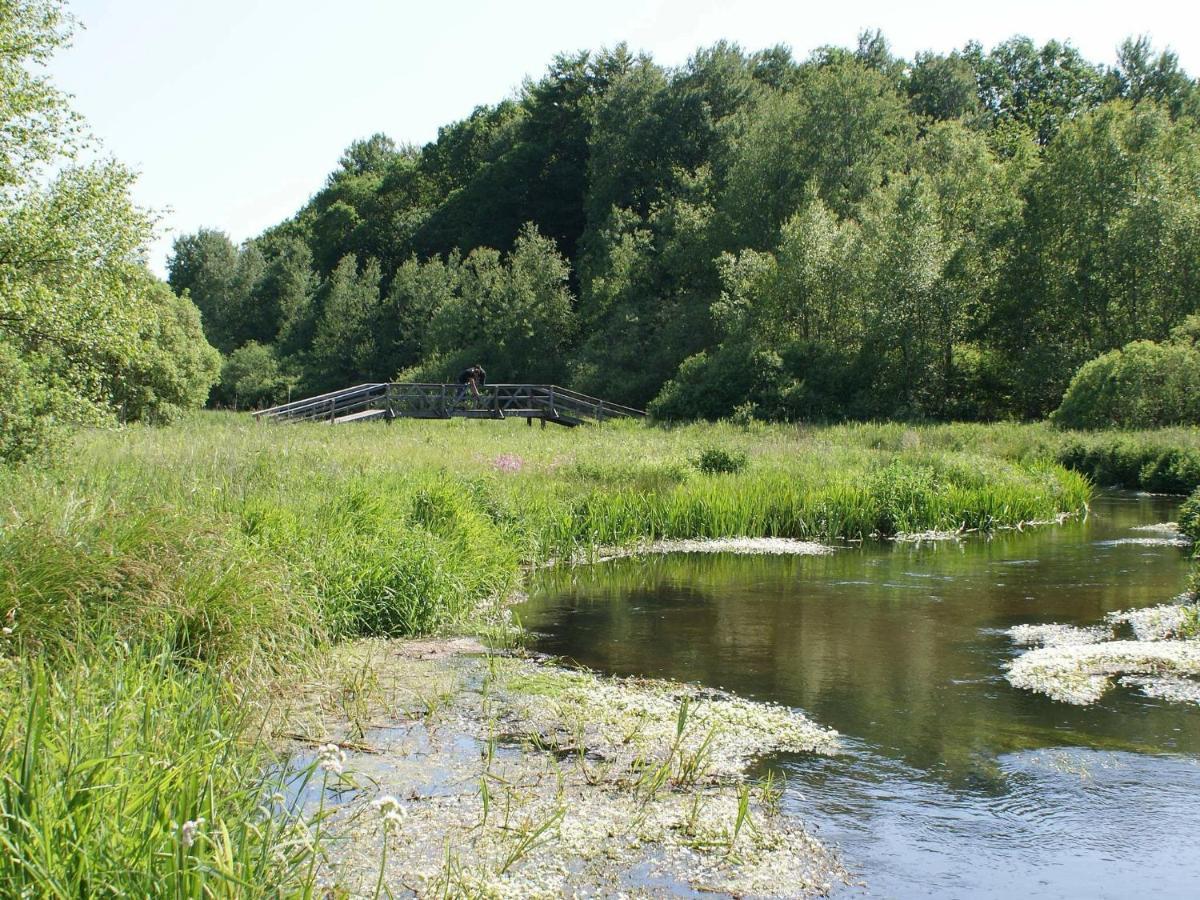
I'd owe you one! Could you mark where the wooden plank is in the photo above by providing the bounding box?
[333,408,388,424]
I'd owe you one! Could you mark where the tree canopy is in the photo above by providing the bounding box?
[1,0,219,461]
[155,29,1200,423]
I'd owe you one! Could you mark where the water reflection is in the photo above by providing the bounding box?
[519,494,1199,897]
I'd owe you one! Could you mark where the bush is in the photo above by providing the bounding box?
[1180,488,1200,544]
[650,346,787,422]
[0,342,69,464]
[1052,339,1200,430]
[213,342,296,410]
[108,283,222,424]
[1055,434,1200,494]
[691,447,748,475]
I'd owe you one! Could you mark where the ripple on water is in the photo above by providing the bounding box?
[790,748,1200,899]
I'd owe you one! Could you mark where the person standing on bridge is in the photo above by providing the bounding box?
[457,364,487,406]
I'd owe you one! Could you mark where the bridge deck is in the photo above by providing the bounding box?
[254,383,644,428]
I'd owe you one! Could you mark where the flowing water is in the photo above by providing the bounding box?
[518,494,1200,899]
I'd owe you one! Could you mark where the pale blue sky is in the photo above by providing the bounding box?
[49,0,1200,275]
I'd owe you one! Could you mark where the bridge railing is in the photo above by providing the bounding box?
[254,383,387,422]
[254,383,646,424]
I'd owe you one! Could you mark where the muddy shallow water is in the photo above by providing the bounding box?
[518,493,1200,899]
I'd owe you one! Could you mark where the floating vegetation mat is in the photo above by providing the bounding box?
[593,537,835,561]
[1006,600,1200,705]
[893,511,1080,544]
[287,639,846,897]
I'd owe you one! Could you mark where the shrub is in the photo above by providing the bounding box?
[0,342,69,464]
[1055,435,1200,494]
[213,342,296,410]
[107,283,222,424]
[1052,340,1200,430]
[650,346,786,423]
[691,447,748,475]
[1180,488,1200,544]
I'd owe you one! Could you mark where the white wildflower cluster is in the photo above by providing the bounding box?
[593,537,833,563]
[371,794,406,831]
[497,661,838,781]
[1008,622,1110,648]
[180,817,205,849]
[1006,597,1200,705]
[316,743,346,775]
[1007,640,1200,705]
[1130,522,1182,534]
[1099,536,1192,548]
[1121,674,1200,704]
[309,646,846,898]
[1107,601,1198,641]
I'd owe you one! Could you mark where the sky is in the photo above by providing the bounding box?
[48,0,1200,276]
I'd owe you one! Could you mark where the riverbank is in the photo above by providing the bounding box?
[0,414,1167,896]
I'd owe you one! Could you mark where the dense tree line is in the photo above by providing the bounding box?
[174,33,1200,421]
[1,1,219,461]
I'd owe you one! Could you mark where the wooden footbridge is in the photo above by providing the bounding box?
[253,383,646,428]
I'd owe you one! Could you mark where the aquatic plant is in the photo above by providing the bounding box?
[1006,601,1200,705]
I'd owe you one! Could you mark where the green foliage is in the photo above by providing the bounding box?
[213,341,296,410]
[996,102,1200,415]
[419,224,577,384]
[308,254,383,391]
[156,33,1200,423]
[1052,339,1200,430]
[0,0,79,189]
[0,339,71,462]
[1179,489,1200,544]
[108,280,222,423]
[1055,434,1200,494]
[1,1,219,461]
[0,652,317,897]
[691,446,748,475]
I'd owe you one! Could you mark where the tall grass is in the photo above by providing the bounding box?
[0,645,315,898]
[0,413,1111,893]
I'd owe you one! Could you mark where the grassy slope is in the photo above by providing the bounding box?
[0,413,1169,895]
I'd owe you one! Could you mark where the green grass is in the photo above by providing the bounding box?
[3,412,1171,895]
[0,645,316,898]
[824,421,1200,494]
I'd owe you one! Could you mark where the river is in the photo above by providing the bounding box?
[518,493,1199,899]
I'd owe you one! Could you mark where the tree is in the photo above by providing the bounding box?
[107,279,221,423]
[0,0,78,189]
[995,101,1200,415]
[308,254,383,391]
[258,234,319,356]
[965,37,1105,145]
[337,133,398,177]
[1,1,221,459]
[424,224,576,383]
[1053,338,1200,429]
[212,341,296,410]
[1105,37,1198,118]
[906,52,981,122]
[1,154,217,457]
[722,56,915,246]
[167,228,241,351]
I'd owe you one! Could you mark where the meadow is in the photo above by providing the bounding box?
[2,413,1195,896]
